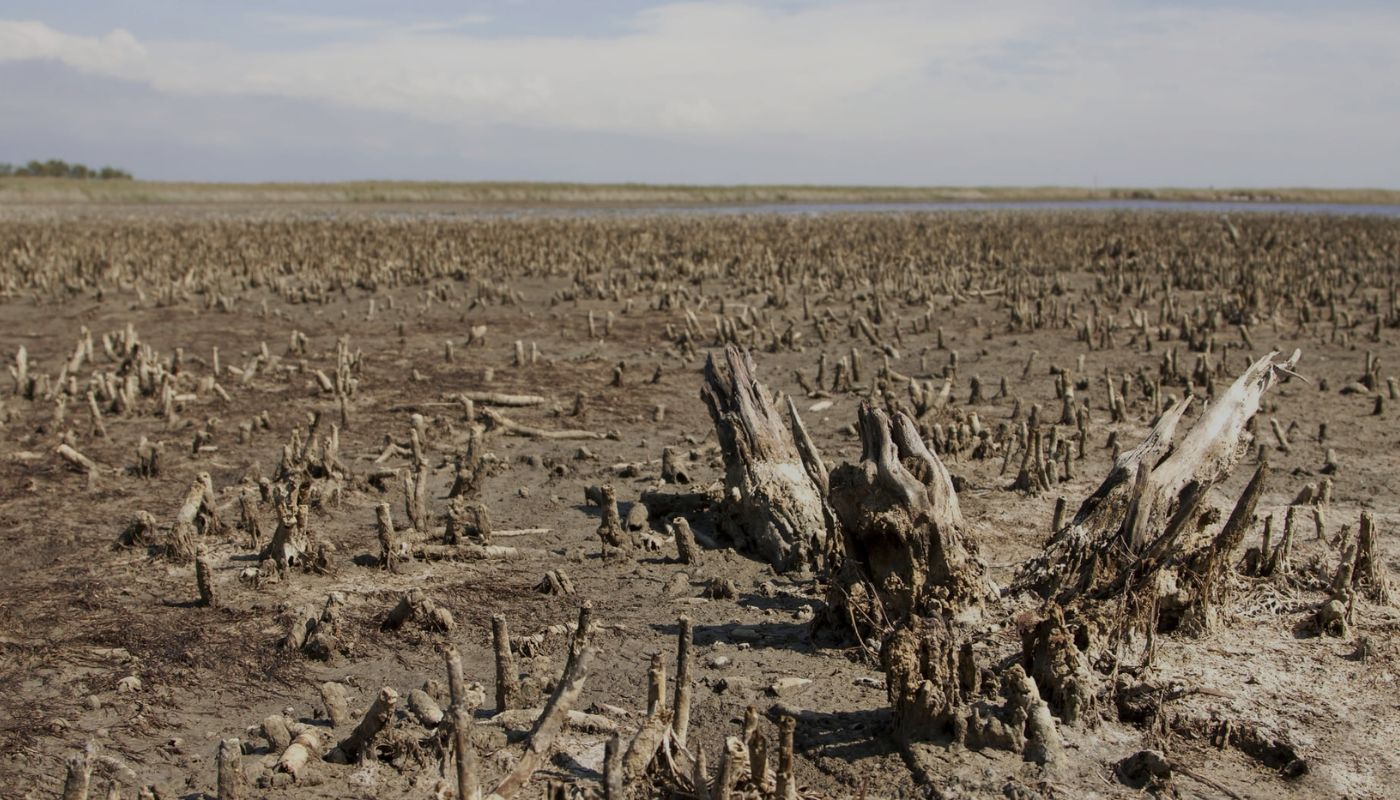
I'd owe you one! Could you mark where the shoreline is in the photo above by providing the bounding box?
[3,178,1399,207]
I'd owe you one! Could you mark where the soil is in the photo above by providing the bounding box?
[1,206,1398,799]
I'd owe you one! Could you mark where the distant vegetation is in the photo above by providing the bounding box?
[0,159,132,180]
[1,176,1397,206]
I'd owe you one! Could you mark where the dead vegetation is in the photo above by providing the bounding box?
[2,208,1400,798]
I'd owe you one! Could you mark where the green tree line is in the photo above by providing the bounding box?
[0,159,132,180]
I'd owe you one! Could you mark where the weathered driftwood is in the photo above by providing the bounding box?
[672,617,694,748]
[381,588,454,632]
[487,645,597,799]
[458,390,546,406]
[327,687,397,763]
[168,472,222,563]
[594,484,633,552]
[493,614,522,712]
[195,549,216,607]
[534,569,575,595]
[661,446,690,484]
[61,748,91,800]
[443,646,484,800]
[640,489,715,519]
[277,727,321,779]
[408,688,445,727]
[482,407,604,440]
[57,443,101,474]
[319,682,350,728]
[446,497,492,545]
[116,510,160,550]
[1176,462,1269,635]
[671,517,701,566]
[374,502,399,572]
[1020,350,1301,605]
[448,429,488,499]
[1006,352,1301,728]
[701,346,828,572]
[261,488,309,571]
[411,543,528,561]
[821,403,989,645]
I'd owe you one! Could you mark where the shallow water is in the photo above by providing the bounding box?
[533,198,1400,219]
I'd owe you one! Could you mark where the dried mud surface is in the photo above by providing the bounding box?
[1,208,1398,799]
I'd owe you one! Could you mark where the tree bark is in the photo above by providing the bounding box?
[701,345,828,572]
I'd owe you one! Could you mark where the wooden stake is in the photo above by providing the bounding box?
[493,614,522,712]
[672,616,694,747]
[216,738,244,800]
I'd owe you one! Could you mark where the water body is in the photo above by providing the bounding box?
[526,198,1400,219]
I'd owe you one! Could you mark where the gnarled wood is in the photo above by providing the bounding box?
[1020,350,1300,606]
[701,345,828,572]
[821,403,989,644]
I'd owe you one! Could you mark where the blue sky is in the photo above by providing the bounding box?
[1,1,1397,186]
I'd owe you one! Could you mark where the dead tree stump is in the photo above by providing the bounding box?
[821,403,989,644]
[445,497,491,545]
[701,345,828,572]
[1019,351,1301,606]
[1012,352,1301,722]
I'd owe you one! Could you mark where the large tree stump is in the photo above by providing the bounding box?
[1013,352,1300,722]
[1019,351,1301,606]
[820,403,989,644]
[701,346,828,572]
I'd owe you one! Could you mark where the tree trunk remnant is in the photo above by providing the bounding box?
[701,345,828,572]
[1020,350,1301,606]
[1011,351,1301,723]
[821,403,990,644]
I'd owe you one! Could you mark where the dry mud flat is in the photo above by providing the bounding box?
[0,209,1398,799]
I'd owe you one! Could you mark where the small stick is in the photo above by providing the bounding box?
[87,391,107,438]
[57,443,101,474]
[482,408,604,440]
[646,652,667,717]
[672,616,694,747]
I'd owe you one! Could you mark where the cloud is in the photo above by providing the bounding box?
[1,2,1398,186]
[0,18,144,73]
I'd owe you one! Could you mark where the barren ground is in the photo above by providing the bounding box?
[1,206,1398,799]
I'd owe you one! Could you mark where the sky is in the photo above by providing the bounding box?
[0,1,1397,187]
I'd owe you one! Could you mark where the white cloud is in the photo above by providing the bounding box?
[0,18,144,73]
[2,2,1398,185]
